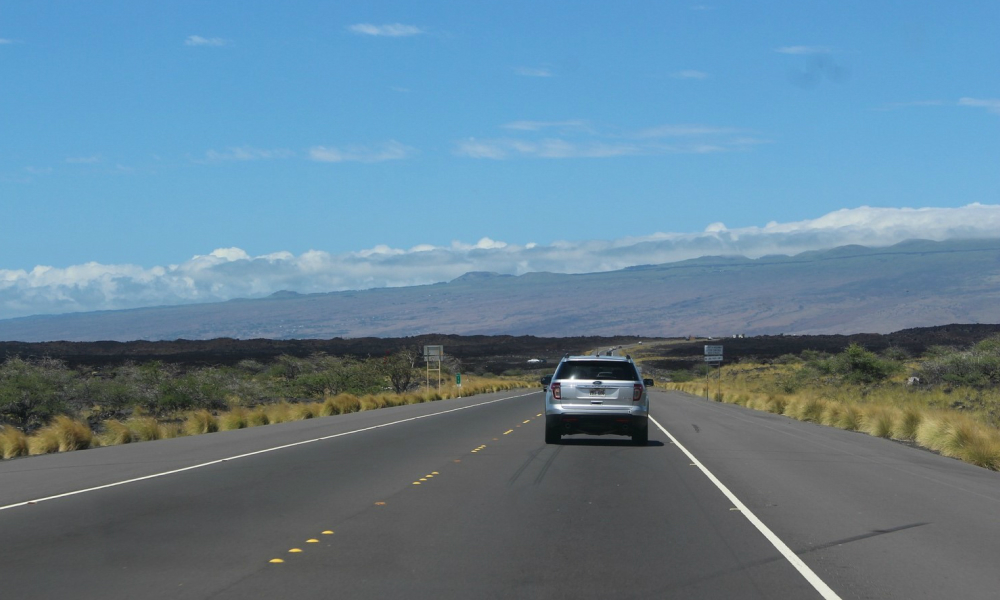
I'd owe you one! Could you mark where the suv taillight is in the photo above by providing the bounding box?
[551,382,561,400]
[633,384,642,402]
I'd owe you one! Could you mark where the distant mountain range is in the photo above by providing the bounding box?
[2,238,999,342]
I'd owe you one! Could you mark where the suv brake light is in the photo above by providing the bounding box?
[633,384,642,402]
[551,382,561,400]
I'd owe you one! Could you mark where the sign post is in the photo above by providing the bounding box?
[704,345,724,399]
[423,345,444,391]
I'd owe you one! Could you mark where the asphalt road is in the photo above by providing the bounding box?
[2,388,1000,599]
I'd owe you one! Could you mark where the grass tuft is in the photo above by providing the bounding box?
[836,405,863,431]
[29,427,61,455]
[102,420,134,445]
[185,410,219,435]
[128,416,162,441]
[30,416,93,454]
[324,394,361,415]
[359,394,385,411]
[247,408,270,427]
[219,408,249,430]
[0,426,29,459]
[860,405,896,438]
[891,407,923,441]
[289,404,314,420]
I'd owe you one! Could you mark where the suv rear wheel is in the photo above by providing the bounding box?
[631,419,648,446]
[545,424,561,444]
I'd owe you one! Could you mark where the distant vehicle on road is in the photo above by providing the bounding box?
[544,355,653,445]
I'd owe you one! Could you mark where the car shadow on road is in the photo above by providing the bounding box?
[557,439,665,447]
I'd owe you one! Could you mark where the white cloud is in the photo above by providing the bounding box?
[959,97,1000,115]
[514,66,553,77]
[185,35,227,47]
[455,138,641,159]
[348,23,423,37]
[874,100,944,111]
[65,155,103,164]
[672,70,709,79]
[458,121,758,159]
[634,124,737,138]
[308,141,413,163]
[204,146,295,161]
[775,45,832,55]
[3,204,999,320]
[501,120,591,132]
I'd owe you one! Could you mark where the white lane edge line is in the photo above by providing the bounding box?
[0,391,540,512]
[649,415,842,600]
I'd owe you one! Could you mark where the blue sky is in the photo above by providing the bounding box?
[1,1,998,318]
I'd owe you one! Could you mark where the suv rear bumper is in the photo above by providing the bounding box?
[546,413,648,436]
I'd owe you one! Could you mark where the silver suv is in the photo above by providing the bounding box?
[544,355,652,445]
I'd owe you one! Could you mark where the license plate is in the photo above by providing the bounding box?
[589,388,606,396]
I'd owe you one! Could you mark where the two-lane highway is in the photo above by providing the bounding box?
[2,388,999,598]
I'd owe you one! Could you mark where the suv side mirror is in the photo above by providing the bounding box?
[643,378,654,387]
[541,375,553,387]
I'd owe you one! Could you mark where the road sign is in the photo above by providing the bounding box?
[704,355,724,362]
[704,345,723,356]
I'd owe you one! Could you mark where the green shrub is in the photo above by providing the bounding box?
[825,344,903,384]
[0,357,76,431]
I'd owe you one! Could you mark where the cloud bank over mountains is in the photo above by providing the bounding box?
[2,204,999,320]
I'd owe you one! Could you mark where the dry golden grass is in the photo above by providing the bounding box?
[184,410,218,435]
[891,407,923,441]
[323,394,361,415]
[0,425,29,459]
[127,416,162,441]
[28,427,61,455]
[102,420,134,445]
[2,374,536,461]
[359,394,385,411]
[664,361,1000,470]
[160,423,185,438]
[263,402,290,423]
[860,405,897,438]
[247,408,270,427]
[289,403,315,420]
[29,416,93,454]
[219,408,249,430]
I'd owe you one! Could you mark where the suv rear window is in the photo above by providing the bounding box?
[554,360,639,381]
